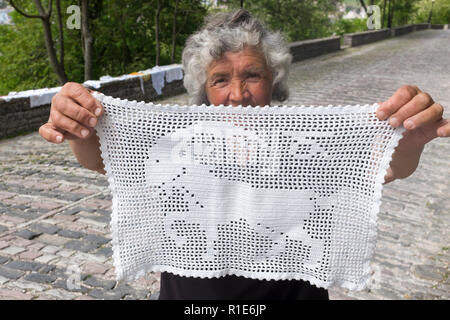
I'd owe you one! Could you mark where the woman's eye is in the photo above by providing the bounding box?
[214,79,227,85]
[247,73,260,80]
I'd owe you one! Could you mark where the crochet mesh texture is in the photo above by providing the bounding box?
[93,93,405,290]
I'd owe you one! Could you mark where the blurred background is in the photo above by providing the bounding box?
[0,0,449,96]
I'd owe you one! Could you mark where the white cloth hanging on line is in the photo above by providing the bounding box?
[93,92,405,291]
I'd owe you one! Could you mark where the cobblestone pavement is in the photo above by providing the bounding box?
[0,29,449,300]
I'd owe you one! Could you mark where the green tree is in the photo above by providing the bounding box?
[0,12,60,93]
[414,0,450,24]
[7,0,68,84]
[88,0,206,76]
[373,0,432,27]
[0,0,207,95]
[332,18,368,36]
[226,0,341,42]
[389,0,420,26]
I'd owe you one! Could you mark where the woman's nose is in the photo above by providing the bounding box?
[229,80,246,106]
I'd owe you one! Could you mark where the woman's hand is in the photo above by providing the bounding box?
[377,85,449,182]
[39,82,103,143]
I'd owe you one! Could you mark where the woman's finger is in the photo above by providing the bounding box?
[387,93,437,128]
[55,95,98,129]
[377,85,422,120]
[39,122,65,144]
[50,109,93,139]
[402,103,444,130]
[437,118,450,137]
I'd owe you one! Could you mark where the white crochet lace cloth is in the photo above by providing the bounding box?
[93,93,405,290]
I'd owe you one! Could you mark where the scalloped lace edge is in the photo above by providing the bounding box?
[93,92,405,291]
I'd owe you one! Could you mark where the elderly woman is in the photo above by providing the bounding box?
[39,10,448,299]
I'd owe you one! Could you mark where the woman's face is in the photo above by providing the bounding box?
[205,46,274,107]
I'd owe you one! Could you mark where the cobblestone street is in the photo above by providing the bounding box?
[0,29,448,300]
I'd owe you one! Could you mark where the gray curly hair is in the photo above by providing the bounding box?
[182,9,292,105]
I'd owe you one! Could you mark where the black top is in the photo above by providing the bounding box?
[159,272,329,300]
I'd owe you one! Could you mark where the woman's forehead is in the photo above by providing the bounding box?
[207,47,268,73]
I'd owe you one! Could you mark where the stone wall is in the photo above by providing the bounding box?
[0,66,185,139]
[343,29,391,47]
[0,97,48,139]
[391,24,415,37]
[414,23,430,31]
[289,36,341,62]
[344,24,432,48]
[86,77,186,103]
[431,24,447,29]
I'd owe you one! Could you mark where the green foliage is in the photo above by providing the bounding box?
[388,0,421,26]
[224,1,366,40]
[332,18,368,36]
[224,0,341,42]
[413,0,450,24]
[90,0,206,76]
[0,0,207,95]
[372,0,448,27]
[0,10,59,94]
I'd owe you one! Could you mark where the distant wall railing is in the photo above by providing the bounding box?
[431,24,448,29]
[343,28,391,47]
[414,23,430,31]
[391,24,415,37]
[289,36,341,63]
[344,23,433,48]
